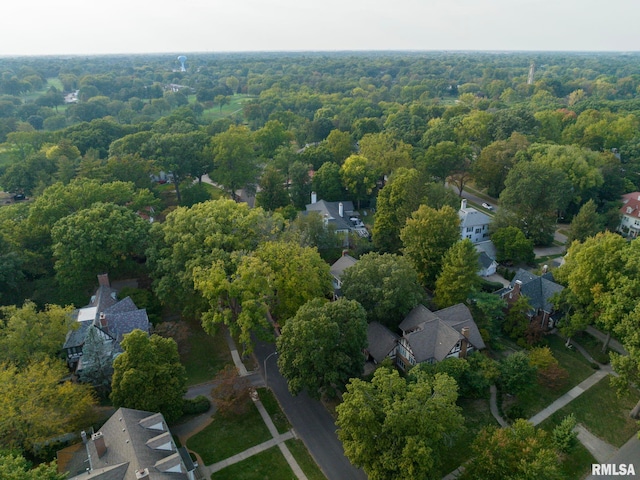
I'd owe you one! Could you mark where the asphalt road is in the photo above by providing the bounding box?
[253,340,367,480]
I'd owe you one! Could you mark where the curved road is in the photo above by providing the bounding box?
[253,340,367,480]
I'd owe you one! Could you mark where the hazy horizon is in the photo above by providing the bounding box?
[2,0,639,57]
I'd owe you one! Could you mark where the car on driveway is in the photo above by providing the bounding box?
[482,202,493,210]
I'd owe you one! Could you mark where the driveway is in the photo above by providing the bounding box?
[253,341,367,480]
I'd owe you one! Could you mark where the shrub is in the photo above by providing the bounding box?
[182,395,211,415]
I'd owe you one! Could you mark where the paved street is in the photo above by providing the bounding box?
[253,340,367,480]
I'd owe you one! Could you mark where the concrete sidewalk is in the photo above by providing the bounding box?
[528,369,609,426]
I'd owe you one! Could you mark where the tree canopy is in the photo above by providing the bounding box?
[276,297,367,399]
[110,330,187,423]
[337,367,464,480]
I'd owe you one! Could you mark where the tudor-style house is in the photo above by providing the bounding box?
[394,304,486,371]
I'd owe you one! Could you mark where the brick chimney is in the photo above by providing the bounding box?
[97,273,110,288]
[91,432,106,458]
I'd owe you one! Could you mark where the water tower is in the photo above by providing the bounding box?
[177,55,187,72]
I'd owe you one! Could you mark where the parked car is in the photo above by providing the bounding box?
[12,193,25,201]
[481,202,493,210]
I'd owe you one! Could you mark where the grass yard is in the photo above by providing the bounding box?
[180,319,233,386]
[540,375,640,447]
[211,446,296,480]
[439,397,499,476]
[558,442,597,480]
[285,439,327,480]
[187,399,272,465]
[573,330,611,364]
[506,334,595,419]
[257,388,290,434]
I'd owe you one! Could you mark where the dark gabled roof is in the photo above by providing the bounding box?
[366,322,399,363]
[105,310,150,347]
[508,269,564,313]
[64,319,91,350]
[435,303,486,351]
[104,296,137,314]
[305,200,355,231]
[67,408,191,480]
[399,304,439,333]
[330,254,357,280]
[478,251,496,269]
[400,303,486,363]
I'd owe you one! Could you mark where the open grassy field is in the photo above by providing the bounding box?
[179,319,233,386]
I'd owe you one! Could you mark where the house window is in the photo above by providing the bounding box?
[475,228,481,234]
[467,227,473,232]
[397,358,406,370]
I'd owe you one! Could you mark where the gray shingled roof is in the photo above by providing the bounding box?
[399,304,439,333]
[509,269,564,313]
[63,319,91,350]
[435,303,487,351]
[305,200,356,232]
[478,251,495,269]
[66,408,191,480]
[366,322,399,363]
[400,303,486,363]
[458,207,491,229]
[330,254,357,280]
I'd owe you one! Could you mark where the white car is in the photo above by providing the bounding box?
[482,202,494,210]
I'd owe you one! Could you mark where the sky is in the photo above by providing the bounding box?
[2,0,639,56]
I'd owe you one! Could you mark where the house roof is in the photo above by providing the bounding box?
[399,304,439,333]
[507,269,564,313]
[620,192,640,219]
[330,254,357,280]
[305,200,355,231]
[400,304,485,363]
[459,207,491,229]
[478,251,496,269]
[65,408,192,480]
[366,322,399,363]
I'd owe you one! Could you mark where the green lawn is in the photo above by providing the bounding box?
[507,334,595,419]
[558,442,597,480]
[573,330,611,364]
[211,446,296,480]
[540,375,639,447]
[285,439,327,480]
[187,400,272,465]
[257,388,290,434]
[181,320,233,386]
[439,397,499,476]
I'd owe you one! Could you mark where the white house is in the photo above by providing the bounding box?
[458,199,492,244]
[618,192,640,238]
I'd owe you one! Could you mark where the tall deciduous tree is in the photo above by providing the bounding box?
[337,368,464,480]
[434,239,480,309]
[0,452,66,480]
[256,165,290,211]
[496,161,572,246]
[194,241,332,350]
[567,199,604,244]
[372,168,425,253]
[460,419,561,480]
[419,141,470,184]
[312,161,344,202]
[472,133,529,197]
[340,252,424,329]
[111,330,187,423]
[0,301,74,366]
[400,204,460,288]
[277,298,367,399]
[340,154,376,209]
[209,125,257,201]
[0,358,96,453]
[358,132,413,178]
[147,199,283,317]
[51,202,150,299]
[491,226,535,264]
[611,303,640,419]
